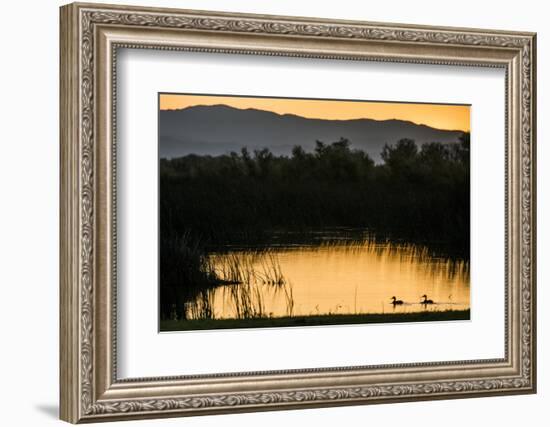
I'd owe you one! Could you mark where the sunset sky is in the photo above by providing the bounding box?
[160,93,470,132]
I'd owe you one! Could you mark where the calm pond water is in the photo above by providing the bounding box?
[184,236,470,320]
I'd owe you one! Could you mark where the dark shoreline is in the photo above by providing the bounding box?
[160,309,470,332]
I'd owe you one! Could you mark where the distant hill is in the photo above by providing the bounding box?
[159,104,465,163]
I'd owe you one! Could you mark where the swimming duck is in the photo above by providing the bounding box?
[421,294,434,304]
[391,296,404,305]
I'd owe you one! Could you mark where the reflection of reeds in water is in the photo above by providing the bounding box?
[186,251,294,320]
[210,251,286,286]
[227,278,265,320]
[259,252,285,286]
[316,238,469,282]
[185,289,216,320]
[282,281,294,317]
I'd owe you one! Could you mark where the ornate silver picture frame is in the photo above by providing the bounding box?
[60,2,536,423]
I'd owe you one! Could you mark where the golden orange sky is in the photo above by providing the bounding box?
[160,94,470,132]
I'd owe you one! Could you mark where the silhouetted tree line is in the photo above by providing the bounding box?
[159,135,470,319]
[161,134,469,249]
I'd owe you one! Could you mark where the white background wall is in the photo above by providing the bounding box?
[0,0,546,425]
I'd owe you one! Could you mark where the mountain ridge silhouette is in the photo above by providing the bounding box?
[159,104,466,162]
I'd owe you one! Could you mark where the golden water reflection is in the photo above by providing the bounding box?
[187,241,470,320]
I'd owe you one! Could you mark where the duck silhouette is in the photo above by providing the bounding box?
[421,294,434,304]
[391,296,404,305]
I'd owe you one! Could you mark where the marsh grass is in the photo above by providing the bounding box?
[316,237,469,278]
[159,233,219,320]
[182,250,295,321]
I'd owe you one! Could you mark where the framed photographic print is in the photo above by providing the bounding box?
[158,93,472,331]
[60,2,536,423]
